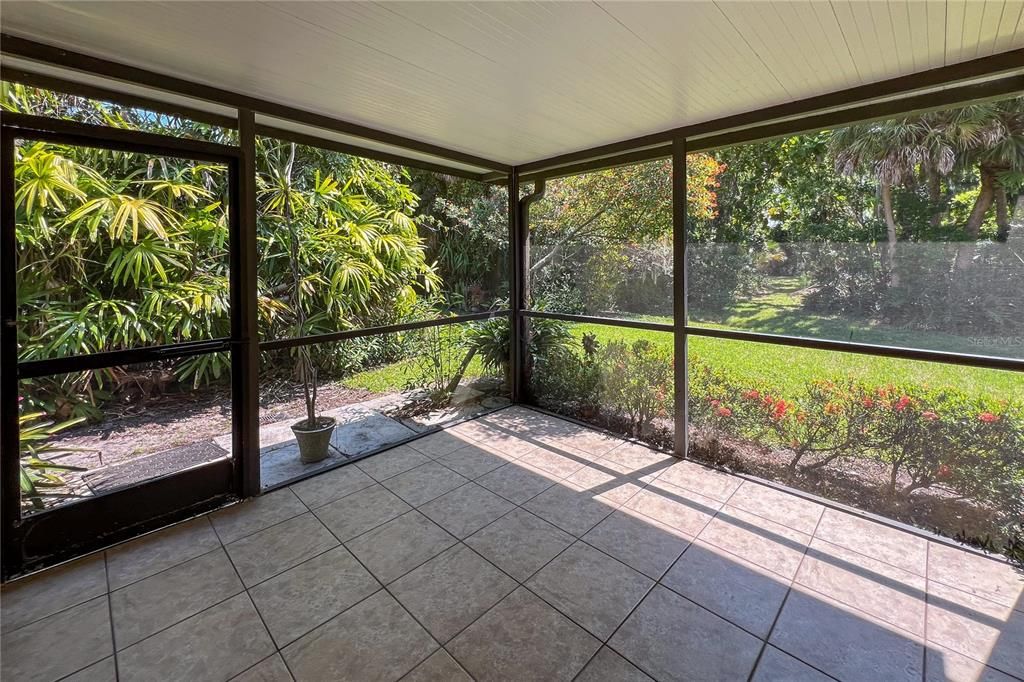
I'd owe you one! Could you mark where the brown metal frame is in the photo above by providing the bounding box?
[672,138,688,458]
[1,34,511,174]
[515,101,1024,460]
[2,33,1022,578]
[255,124,497,182]
[518,73,1024,184]
[1,116,248,579]
[259,311,511,352]
[1,65,239,129]
[1,67,502,183]
[513,179,548,403]
[236,109,261,498]
[517,48,1024,177]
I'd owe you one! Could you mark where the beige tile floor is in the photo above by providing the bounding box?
[2,406,1022,682]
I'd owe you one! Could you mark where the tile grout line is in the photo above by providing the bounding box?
[1,575,115,638]
[11,547,240,679]
[229,651,288,681]
[94,440,520,675]
[315,500,415,546]
[441,536,601,676]
[568,555,662,681]
[747,505,836,682]
[211,487,311,542]
[111,581,245,658]
[19,409,1014,682]
[316,510,455,681]
[103,516,223,589]
[922,541,930,682]
[431,448,755,677]
[393,481,636,675]
[106,552,121,682]
[213,518,300,681]
[110,543,229,595]
[807,511,932,581]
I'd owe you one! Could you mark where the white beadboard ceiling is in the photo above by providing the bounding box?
[1,1,1022,166]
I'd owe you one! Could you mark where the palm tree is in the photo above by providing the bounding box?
[831,97,1024,275]
[954,99,1024,242]
[830,118,939,285]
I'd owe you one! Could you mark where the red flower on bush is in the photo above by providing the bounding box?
[895,396,912,411]
[824,401,841,415]
[771,399,789,421]
[715,406,732,417]
[936,464,952,479]
[742,390,760,400]
[861,397,874,408]
[978,412,999,423]
[710,399,720,407]
[922,411,939,421]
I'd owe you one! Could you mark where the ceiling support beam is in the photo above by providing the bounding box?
[0,33,512,174]
[519,73,1024,182]
[519,48,1024,178]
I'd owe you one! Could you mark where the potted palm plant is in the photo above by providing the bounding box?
[291,344,335,463]
[277,142,335,462]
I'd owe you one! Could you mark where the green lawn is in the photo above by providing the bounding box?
[574,324,1021,400]
[343,278,1022,401]
[343,354,490,393]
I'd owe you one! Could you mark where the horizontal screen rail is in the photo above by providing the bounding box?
[3,113,242,161]
[259,311,512,351]
[684,325,1024,373]
[1,66,239,130]
[517,75,1024,182]
[18,339,233,379]
[687,75,1024,154]
[517,48,1024,176]
[518,313,1022,372]
[255,124,492,182]
[522,310,675,333]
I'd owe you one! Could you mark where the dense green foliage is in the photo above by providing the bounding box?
[529,96,1024,340]
[5,83,507,417]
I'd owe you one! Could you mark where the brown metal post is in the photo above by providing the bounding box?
[672,138,688,458]
[1,130,20,578]
[508,167,523,402]
[236,109,261,497]
[516,178,547,403]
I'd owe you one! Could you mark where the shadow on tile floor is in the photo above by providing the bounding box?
[2,405,1021,682]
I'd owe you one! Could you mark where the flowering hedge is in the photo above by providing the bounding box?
[532,332,1023,558]
[689,355,1024,512]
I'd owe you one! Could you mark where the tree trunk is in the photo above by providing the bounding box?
[995,187,1010,242]
[927,169,943,227]
[957,164,997,270]
[880,183,900,286]
[445,347,477,395]
[965,164,996,239]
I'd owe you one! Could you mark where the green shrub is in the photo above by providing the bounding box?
[598,340,673,436]
[687,358,1024,514]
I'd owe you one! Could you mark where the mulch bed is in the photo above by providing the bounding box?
[686,428,1007,550]
[50,380,378,467]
